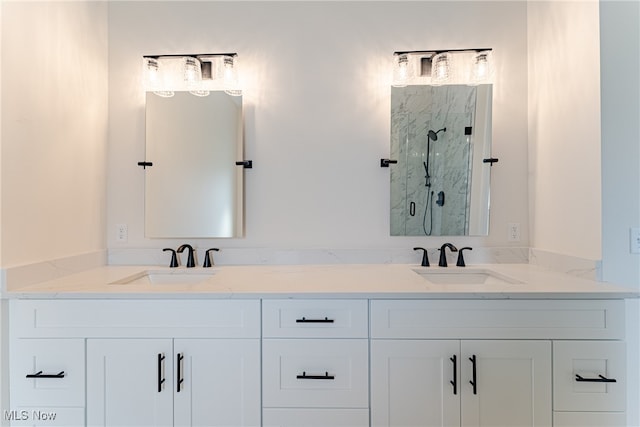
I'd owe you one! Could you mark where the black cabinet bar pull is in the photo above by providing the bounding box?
[157,353,165,392]
[177,353,184,392]
[575,374,617,383]
[296,371,335,380]
[26,371,65,379]
[469,355,477,395]
[295,317,334,323]
[450,355,457,395]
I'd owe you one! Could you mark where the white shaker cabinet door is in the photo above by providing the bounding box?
[370,340,461,427]
[86,339,174,427]
[460,340,552,427]
[173,339,261,427]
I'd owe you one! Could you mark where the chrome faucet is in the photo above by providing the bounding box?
[438,243,458,267]
[177,244,196,268]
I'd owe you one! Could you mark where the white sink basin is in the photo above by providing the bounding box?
[413,268,523,285]
[111,270,215,285]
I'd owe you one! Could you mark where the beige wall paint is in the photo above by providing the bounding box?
[527,0,602,260]
[1,1,109,267]
[107,1,529,252]
[1,1,6,417]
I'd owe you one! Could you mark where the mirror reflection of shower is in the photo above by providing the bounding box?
[390,84,493,237]
[423,127,447,235]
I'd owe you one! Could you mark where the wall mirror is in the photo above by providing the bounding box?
[389,50,495,236]
[144,91,244,238]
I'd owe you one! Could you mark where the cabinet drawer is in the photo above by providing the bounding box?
[263,339,368,408]
[371,300,624,339]
[11,299,260,338]
[10,339,85,407]
[553,341,625,412]
[262,300,368,338]
[7,407,85,426]
[263,408,369,426]
[553,411,626,427]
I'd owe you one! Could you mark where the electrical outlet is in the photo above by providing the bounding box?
[631,227,640,254]
[116,224,128,243]
[508,223,521,242]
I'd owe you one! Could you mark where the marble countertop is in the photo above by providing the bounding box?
[4,263,638,299]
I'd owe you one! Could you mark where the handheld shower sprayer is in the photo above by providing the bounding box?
[424,127,447,187]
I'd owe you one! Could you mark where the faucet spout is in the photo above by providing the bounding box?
[438,243,458,267]
[177,244,196,268]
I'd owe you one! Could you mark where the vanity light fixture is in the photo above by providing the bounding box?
[392,48,493,87]
[143,53,241,97]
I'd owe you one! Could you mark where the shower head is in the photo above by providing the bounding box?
[428,127,447,141]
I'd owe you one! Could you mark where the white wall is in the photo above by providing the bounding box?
[527,0,602,261]
[599,2,640,425]
[0,0,4,418]
[0,1,109,268]
[107,1,529,258]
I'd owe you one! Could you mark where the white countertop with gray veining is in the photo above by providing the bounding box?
[5,263,637,299]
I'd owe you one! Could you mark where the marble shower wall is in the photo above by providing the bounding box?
[391,85,477,236]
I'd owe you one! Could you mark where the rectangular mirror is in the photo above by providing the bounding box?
[390,84,492,236]
[144,91,243,238]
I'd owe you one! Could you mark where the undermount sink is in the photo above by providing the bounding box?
[413,268,523,285]
[111,270,216,285]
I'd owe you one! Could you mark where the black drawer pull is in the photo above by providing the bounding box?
[157,353,165,392]
[575,374,617,383]
[177,353,184,392]
[296,371,335,380]
[450,355,457,395]
[469,355,477,395]
[295,317,334,323]
[26,371,65,379]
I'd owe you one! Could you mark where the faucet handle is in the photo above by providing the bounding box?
[203,248,220,268]
[456,247,473,267]
[163,248,179,268]
[413,247,430,267]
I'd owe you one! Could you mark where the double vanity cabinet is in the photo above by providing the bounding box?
[8,296,627,427]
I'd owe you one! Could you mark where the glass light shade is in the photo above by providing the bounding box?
[144,57,174,97]
[432,53,450,84]
[144,58,160,89]
[392,53,409,87]
[183,57,202,86]
[472,51,493,83]
[222,56,241,96]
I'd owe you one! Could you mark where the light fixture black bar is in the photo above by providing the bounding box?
[143,53,238,59]
[394,48,492,55]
